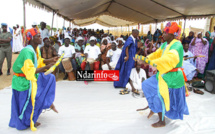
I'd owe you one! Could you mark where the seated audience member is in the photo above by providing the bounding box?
[153,37,163,49]
[49,36,60,53]
[81,36,101,70]
[182,31,194,44]
[116,37,125,50]
[120,61,147,95]
[86,36,100,48]
[74,36,85,68]
[102,41,122,70]
[40,37,58,60]
[182,43,198,81]
[145,39,157,77]
[101,37,111,64]
[58,36,77,80]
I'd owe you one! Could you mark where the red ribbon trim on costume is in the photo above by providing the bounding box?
[169,68,187,82]
[14,73,26,77]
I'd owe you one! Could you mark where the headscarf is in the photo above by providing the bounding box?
[76,36,84,42]
[49,36,57,44]
[144,39,150,47]
[101,37,110,44]
[26,28,40,41]
[164,22,181,39]
[111,40,118,46]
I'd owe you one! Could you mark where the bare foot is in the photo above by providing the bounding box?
[147,110,154,119]
[151,120,165,128]
[50,104,58,113]
[34,122,41,127]
[136,106,149,111]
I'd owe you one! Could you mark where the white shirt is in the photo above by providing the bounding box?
[58,45,76,58]
[130,68,147,83]
[84,45,101,60]
[130,35,136,43]
[106,48,122,64]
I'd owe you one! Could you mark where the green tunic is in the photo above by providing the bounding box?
[12,48,39,91]
[156,41,185,89]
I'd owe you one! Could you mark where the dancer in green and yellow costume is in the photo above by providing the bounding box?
[134,22,189,128]
[9,28,58,131]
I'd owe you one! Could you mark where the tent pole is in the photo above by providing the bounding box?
[183,17,187,33]
[63,18,65,34]
[23,0,26,30]
[51,10,55,35]
[121,25,122,36]
[128,25,129,34]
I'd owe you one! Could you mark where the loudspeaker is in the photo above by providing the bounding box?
[205,70,215,94]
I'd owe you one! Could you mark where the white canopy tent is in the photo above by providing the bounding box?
[24,0,215,29]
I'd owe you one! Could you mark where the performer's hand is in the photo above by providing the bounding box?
[124,56,129,62]
[52,57,58,62]
[46,62,55,69]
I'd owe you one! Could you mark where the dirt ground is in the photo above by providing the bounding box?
[0,54,64,90]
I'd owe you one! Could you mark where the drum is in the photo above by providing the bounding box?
[62,58,75,81]
[87,58,95,70]
[62,58,73,72]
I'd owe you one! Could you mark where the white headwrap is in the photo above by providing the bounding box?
[116,37,125,44]
[197,32,202,35]
[89,36,97,41]
[101,37,111,44]
[111,40,118,46]
[76,36,84,42]
[65,36,71,41]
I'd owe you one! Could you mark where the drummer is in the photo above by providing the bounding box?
[58,36,77,80]
[81,36,101,70]
[102,41,122,70]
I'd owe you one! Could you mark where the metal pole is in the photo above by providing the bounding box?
[23,0,26,30]
[69,21,71,28]
[63,18,65,34]
[121,25,122,35]
[51,10,55,35]
[183,17,186,33]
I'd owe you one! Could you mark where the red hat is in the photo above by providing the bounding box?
[164,22,181,39]
[26,28,40,41]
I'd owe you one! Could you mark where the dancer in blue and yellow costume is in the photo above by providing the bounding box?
[9,28,58,131]
[135,22,189,128]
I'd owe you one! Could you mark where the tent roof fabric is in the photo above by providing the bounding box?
[26,0,215,27]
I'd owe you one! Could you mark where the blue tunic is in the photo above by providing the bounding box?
[114,36,137,88]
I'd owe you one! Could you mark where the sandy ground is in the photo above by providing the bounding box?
[0,53,64,90]
[1,81,215,134]
[0,54,18,90]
